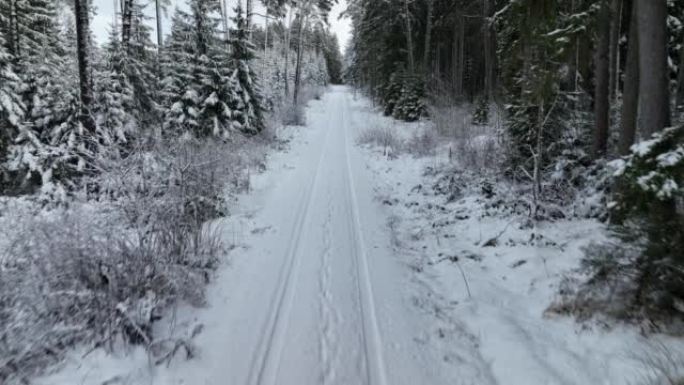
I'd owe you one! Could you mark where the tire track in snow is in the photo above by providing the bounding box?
[247,122,332,385]
[318,196,339,384]
[341,93,389,385]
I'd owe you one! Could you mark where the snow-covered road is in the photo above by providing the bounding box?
[37,85,684,385]
[150,85,443,385]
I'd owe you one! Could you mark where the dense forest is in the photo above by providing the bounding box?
[0,0,343,195]
[345,0,684,321]
[0,0,343,382]
[1,0,684,383]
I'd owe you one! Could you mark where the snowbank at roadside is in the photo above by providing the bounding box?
[349,95,684,385]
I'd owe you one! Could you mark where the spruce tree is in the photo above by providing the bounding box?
[162,3,233,139]
[0,34,24,185]
[95,28,136,146]
[124,1,160,129]
[161,8,200,137]
[228,3,264,135]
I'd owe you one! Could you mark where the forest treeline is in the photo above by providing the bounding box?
[0,1,343,381]
[0,0,343,195]
[345,0,683,321]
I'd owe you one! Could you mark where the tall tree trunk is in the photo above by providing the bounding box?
[74,0,95,133]
[422,0,434,76]
[293,3,309,106]
[8,0,19,56]
[121,0,133,51]
[283,6,294,95]
[637,0,670,136]
[403,0,415,74]
[220,0,230,41]
[452,15,465,96]
[262,13,269,79]
[155,0,163,49]
[246,0,253,40]
[677,41,684,108]
[619,0,639,155]
[608,0,622,100]
[113,0,119,29]
[594,2,611,158]
[483,0,496,100]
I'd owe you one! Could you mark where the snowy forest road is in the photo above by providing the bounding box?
[154,86,445,385]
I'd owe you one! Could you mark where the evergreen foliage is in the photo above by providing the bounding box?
[95,28,136,146]
[227,3,265,135]
[608,125,684,314]
[161,3,234,139]
[0,34,24,186]
[392,73,426,122]
[472,97,489,126]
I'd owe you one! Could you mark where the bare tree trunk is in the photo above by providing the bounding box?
[483,0,496,100]
[262,13,269,79]
[677,41,684,108]
[608,0,622,100]
[121,0,133,51]
[594,1,611,158]
[74,0,95,133]
[246,0,253,40]
[293,2,309,106]
[283,6,294,95]
[113,0,119,28]
[452,15,465,96]
[403,0,415,74]
[422,0,434,76]
[637,0,670,136]
[220,0,229,41]
[533,100,544,217]
[155,0,163,49]
[619,0,639,155]
[8,0,19,56]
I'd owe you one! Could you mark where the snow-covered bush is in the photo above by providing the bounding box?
[558,126,684,325]
[381,72,404,117]
[0,202,219,383]
[0,38,24,186]
[606,125,684,317]
[380,71,426,122]
[472,97,489,126]
[426,96,501,171]
[406,127,438,157]
[357,125,402,157]
[0,135,265,382]
[635,342,684,385]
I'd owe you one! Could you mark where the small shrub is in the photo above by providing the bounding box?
[609,125,684,317]
[563,126,684,325]
[392,76,426,122]
[407,128,438,157]
[472,97,489,125]
[0,137,250,383]
[381,71,426,122]
[357,126,402,156]
[428,104,470,138]
[634,342,684,385]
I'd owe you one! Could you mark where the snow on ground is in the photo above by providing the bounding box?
[348,93,684,385]
[33,86,450,385]
[22,86,684,385]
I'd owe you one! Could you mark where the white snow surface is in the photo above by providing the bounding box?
[35,86,684,385]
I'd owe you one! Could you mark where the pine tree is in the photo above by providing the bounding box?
[162,2,233,139]
[161,8,201,137]
[124,1,160,129]
[227,3,265,134]
[7,9,93,189]
[95,28,136,146]
[322,33,343,84]
[0,34,24,184]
